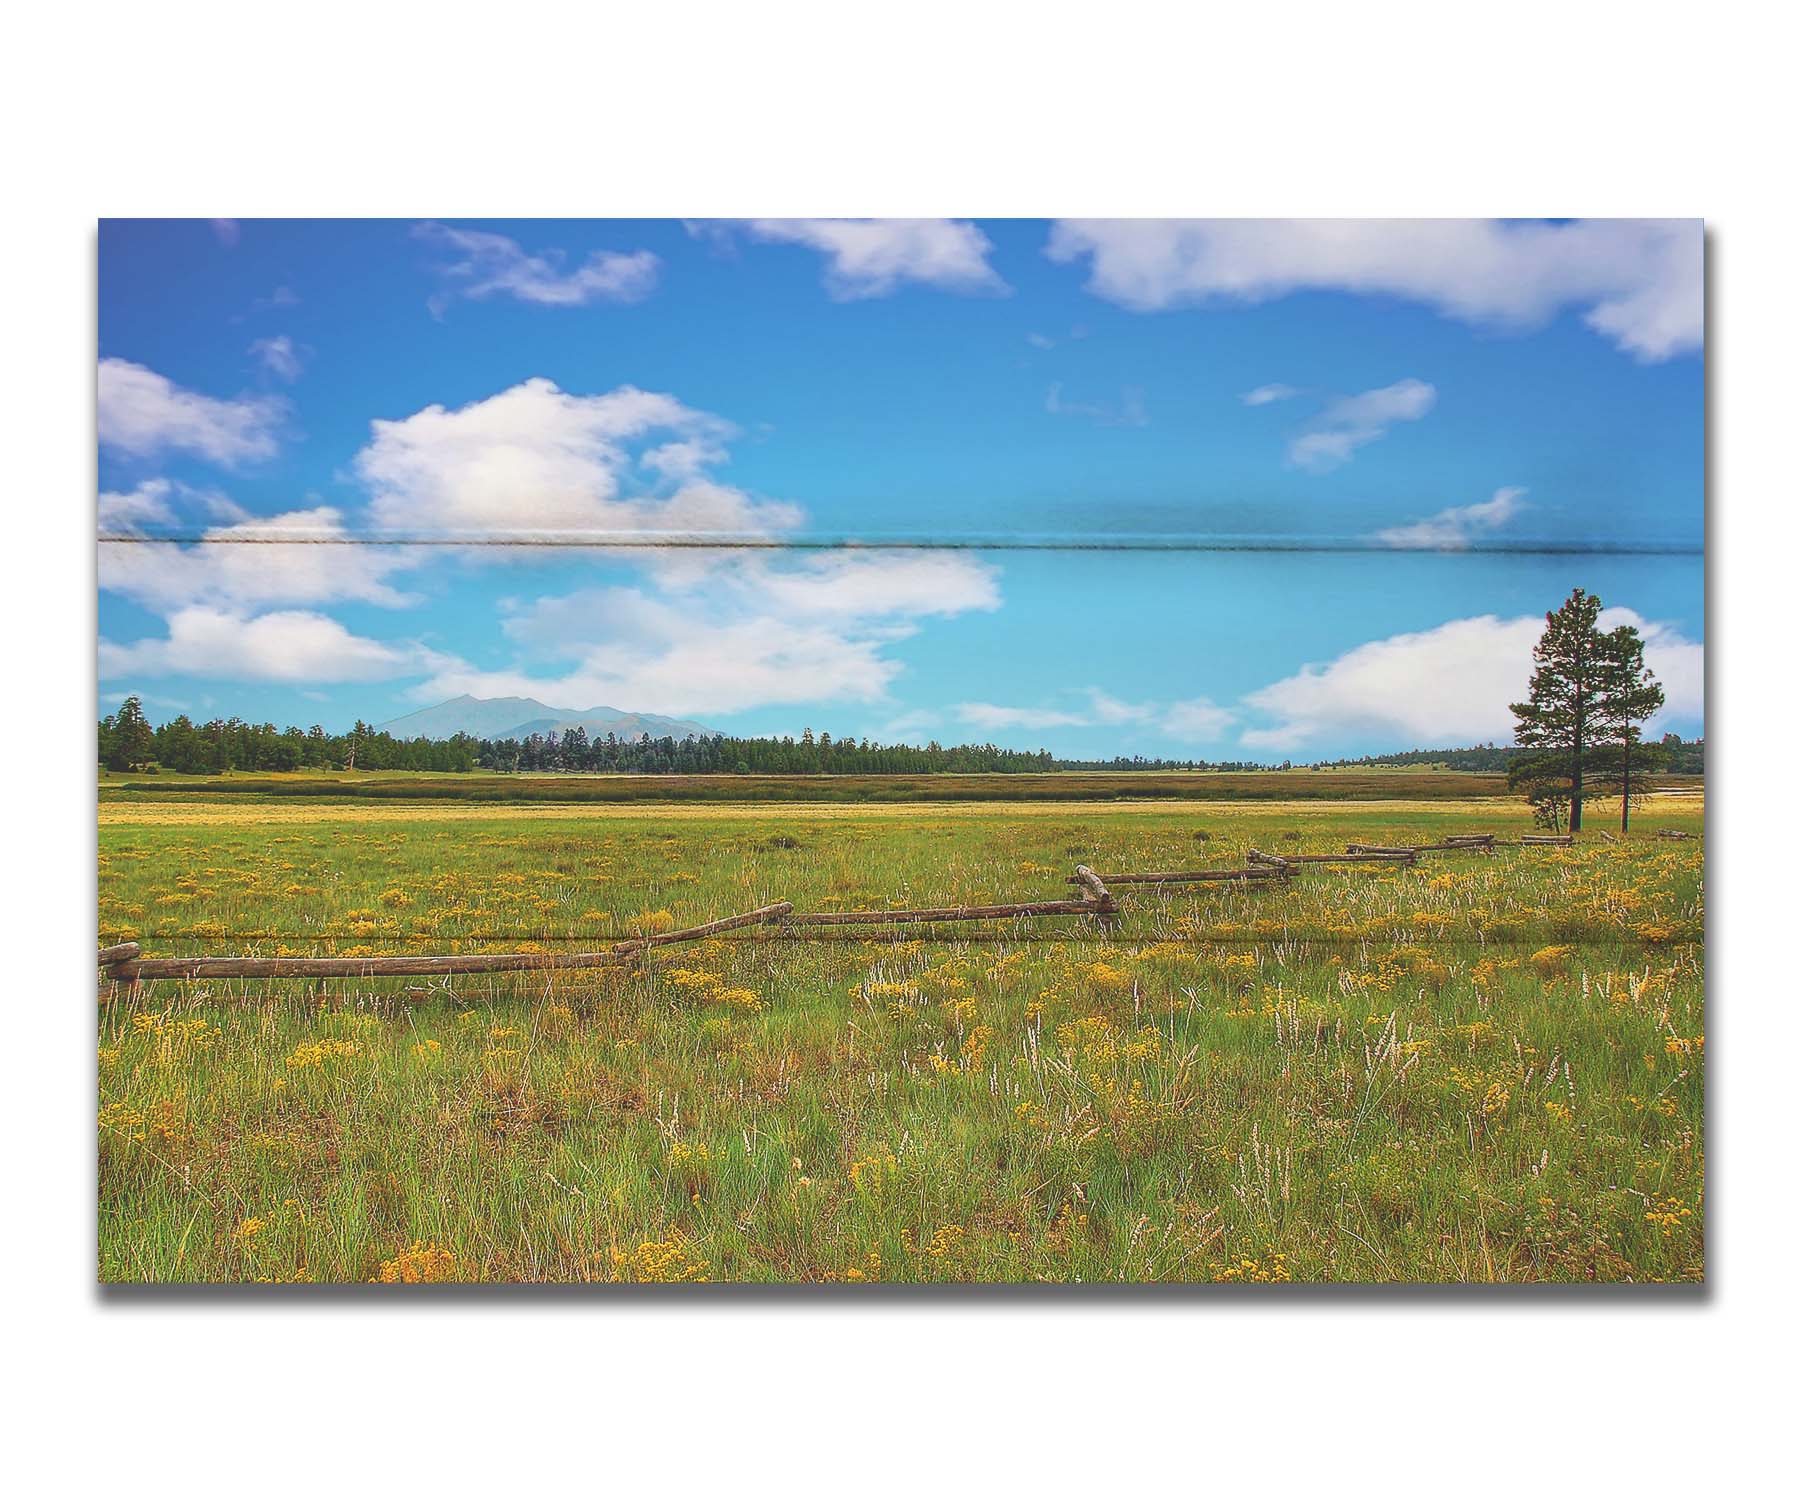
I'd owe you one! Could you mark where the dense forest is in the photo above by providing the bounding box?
[1315,737,1704,775]
[97,698,1704,779]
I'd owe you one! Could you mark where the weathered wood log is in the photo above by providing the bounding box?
[1245,849,1290,867]
[1070,865,1119,913]
[1520,834,1575,846]
[1252,848,1415,865]
[1344,839,1489,857]
[112,902,793,982]
[1656,829,1695,840]
[1123,868,1289,883]
[98,941,142,967]
[122,952,626,981]
[782,898,1103,927]
[610,902,794,957]
[1072,865,1122,928]
[1070,866,1292,885]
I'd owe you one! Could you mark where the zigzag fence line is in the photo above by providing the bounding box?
[95,833,1579,988]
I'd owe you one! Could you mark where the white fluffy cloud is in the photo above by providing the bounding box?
[99,506,418,612]
[98,479,179,533]
[1241,608,1702,751]
[354,377,798,537]
[1377,487,1528,550]
[640,438,729,483]
[1287,378,1436,473]
[98,358,285,465]
[99,606,438,684]
[1047,219,1702,361]
[100,376,1003,710]
[502,553,997,649]
[746,219,1008,299]
[1241,383,1298,406]
[98,374,1007,709]
[423,591,902,716]
[413,547,1000,718]
[414,222,659,308]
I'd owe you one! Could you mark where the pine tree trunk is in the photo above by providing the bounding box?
[1571,635,1586,833]
[1621,745,1631,833]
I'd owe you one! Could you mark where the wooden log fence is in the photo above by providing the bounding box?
[94,834,1534,988]
[1519,834,1575,846]
[105,902,797,983]
[1344,836,1494,857]
[99,872,1129,986]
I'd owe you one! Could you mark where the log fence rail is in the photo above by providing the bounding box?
[96,832,1595,988]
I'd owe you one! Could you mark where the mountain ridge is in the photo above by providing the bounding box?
[379,694,714,743]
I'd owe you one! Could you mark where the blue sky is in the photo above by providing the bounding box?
[97,218,1703,758]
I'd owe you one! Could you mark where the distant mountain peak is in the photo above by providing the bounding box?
[379,696,714,743]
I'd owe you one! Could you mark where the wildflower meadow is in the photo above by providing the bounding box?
[97,788,1703,1284]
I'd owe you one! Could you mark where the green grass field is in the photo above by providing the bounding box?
[97,786,1704,1284]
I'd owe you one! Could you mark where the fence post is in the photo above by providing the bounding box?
[1071,865,1122,932]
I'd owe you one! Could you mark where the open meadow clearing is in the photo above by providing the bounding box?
[99,767,1534,805]
[97,788,1704,1284]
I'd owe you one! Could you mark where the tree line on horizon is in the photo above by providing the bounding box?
[97,709,1270,778]
[1315,738,1701,776]
[94,703,1701,785]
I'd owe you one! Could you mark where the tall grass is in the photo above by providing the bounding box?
[100,767,1543,805]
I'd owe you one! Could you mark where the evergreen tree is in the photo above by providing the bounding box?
[105,695,155,771]
[1510,588,1608,833]
[1593,622,1666,833]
